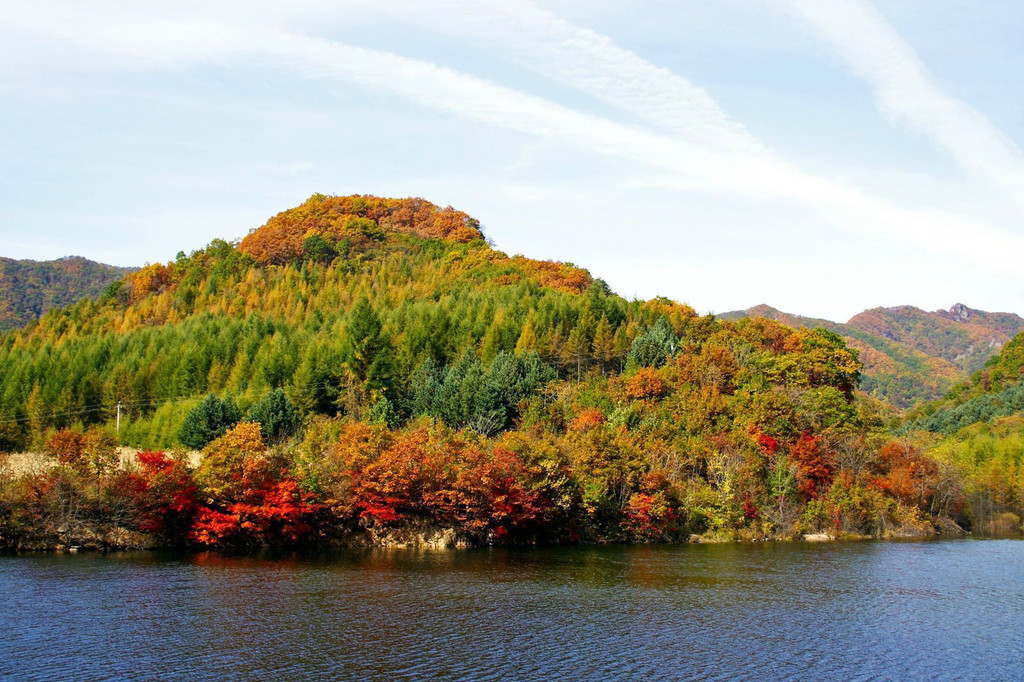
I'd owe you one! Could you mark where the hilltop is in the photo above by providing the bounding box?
[722,303,1024,408]
[0,256,135,332]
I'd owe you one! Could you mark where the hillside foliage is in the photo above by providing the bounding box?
[1,195,1021,550]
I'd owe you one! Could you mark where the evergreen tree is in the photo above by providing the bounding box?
[408,358,442,418]
[627,317,678,369]
[178,394,241,450]
[342,297,393,396]
[302,234,336,264]
[247,388,300,442]
[368,395,400,429]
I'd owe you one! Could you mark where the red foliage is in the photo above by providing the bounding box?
[757,434,779,456]
[480,447,552,536]
[188,477,321,547]
[347,428,553,540]
[130,450,320,547]
[789,434,833,500]
[622,492,679,541]
[188,507,239,546]
[132,451,199,539]
[869,441,937,506]
[742,496,759,520]
[570,409,606,432]
[348,428,431,525]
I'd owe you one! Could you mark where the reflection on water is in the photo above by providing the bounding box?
[2,540,1023,680]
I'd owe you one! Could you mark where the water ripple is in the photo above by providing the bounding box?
[2,540,1023,680]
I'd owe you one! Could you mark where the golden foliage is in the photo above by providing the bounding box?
[239,195,483,265]
[624,367,667,402]
[205,421,265,458]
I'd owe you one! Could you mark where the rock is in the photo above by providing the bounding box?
[367,523,472,549]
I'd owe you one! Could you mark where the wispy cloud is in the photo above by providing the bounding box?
[4,1,1023,271]
[415,0,769,158]
[350,0,1024,264]
[783,0,1024,203]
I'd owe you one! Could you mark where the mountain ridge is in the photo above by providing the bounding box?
[0,255,136,332]
[721,302,1024,408]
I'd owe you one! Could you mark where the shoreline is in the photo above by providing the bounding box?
[3,524,984,555]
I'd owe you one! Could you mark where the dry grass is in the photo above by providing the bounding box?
[4,451,57,478]
[2,446,202,480]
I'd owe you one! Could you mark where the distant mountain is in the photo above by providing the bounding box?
[903,330,1024,434]
[721,303,1024,409]
[0,256,136,331]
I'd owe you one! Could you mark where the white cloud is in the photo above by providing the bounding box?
[4,1,1023,273]
[783,0,1024,203]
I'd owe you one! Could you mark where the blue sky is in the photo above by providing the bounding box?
[1,0,1022,320]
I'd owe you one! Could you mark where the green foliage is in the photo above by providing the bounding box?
[11,194,1000,549]
[342,297,394,395]
[302,234,337,264]
[799,386,858,431]
[905,332,1024,434]
[247,389,300,443]
[178,394,241,450]
[367,395,400,429]
[627,317,677,369]
[908,378,1024,434]
[729,303,1024,409]
[926,417,1024,534]
[409,350,556,435]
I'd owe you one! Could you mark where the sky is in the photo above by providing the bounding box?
[1,1,1022,321]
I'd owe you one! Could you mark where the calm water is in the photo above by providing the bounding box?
[1,540,1022,681]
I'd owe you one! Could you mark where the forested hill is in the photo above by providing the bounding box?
[722,303,1024,409]
[0,193,606,448]
[2,193,1021,549]
[0,256,135,332]
[0,193,858,456]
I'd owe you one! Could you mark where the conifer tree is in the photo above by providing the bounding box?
[178,394,241,450]
[592,315,615,373]
[627,317,678,369]
[342,297,394,397]
[247,388,300,442]
[515,314,539,355]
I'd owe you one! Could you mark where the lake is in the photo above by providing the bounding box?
[1,539,1022,680]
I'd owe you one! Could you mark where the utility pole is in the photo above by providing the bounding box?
[116,401,122,436]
